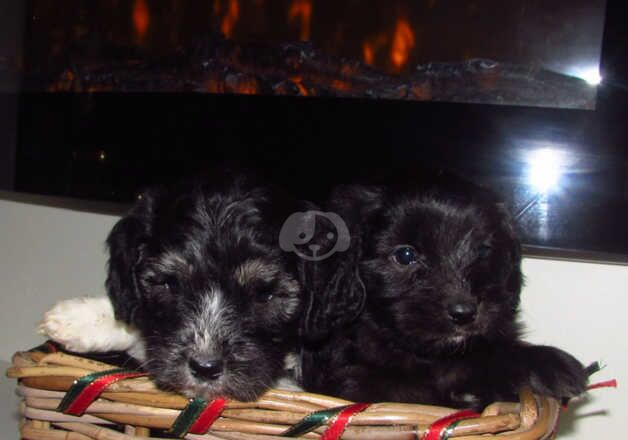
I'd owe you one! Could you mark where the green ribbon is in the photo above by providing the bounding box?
[169,397,209,438]
[441,419,465,440]
[57,368,133,413]
[585,361,603,377]
[281,405,350,437]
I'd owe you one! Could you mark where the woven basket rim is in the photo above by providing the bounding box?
[7,345,561,440]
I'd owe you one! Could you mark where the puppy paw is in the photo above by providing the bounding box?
[524,345,588,399]
[38,296,140,353]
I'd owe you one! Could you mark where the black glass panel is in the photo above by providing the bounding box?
[21,0,606,109]
[14,92,628,257]
[7,0,628,260]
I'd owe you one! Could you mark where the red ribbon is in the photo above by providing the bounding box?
[423,409,480,440]
[188,397,228,434]
[63,371,147,415]
[44,341,59,353]
[587,379,617,391]
[320,403,370,440]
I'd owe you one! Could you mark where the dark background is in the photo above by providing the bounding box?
[19,0,606,79]
[0,0,23,191]
[1,0,627,260]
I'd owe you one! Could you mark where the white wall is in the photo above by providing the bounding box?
[0,196,625,439]
[0,197,119,439]
[520,258,626,438]
[0,198,119,358]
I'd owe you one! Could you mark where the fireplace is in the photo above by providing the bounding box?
[6,0,628,260]
[22,0,604,108]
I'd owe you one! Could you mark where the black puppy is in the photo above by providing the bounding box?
[300,184,587,409]
[105,176,304,401]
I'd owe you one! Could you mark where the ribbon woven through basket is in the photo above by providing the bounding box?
[57,368,148,416]
[282,402,370,439]
[423,409,481,440]
[169,397,228,437]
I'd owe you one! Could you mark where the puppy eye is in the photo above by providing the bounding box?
[255,291,274,303]
[150,276,178,292]
[477,245,492,259]
[392,246,419,266]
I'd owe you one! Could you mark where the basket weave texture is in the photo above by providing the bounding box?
[6,346,561,440]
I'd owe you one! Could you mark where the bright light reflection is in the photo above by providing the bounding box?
[537,197,550,241]
[527,148,563,193]
[581,69,602,86]
[570,65,602,86]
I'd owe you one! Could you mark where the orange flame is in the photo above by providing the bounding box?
[362,33,388,67]
[288,0,312,41]
[221,0,240,39]
[133,0,150,42]
[363,42,375,66]
[390,18,415,71]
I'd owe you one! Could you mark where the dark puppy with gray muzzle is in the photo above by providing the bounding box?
[42,176,304,401]
[300,183,588,409]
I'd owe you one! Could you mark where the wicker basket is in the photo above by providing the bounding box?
[6,344,561,440]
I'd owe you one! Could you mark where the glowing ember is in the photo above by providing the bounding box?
[390,18,415,71]
[133,0,150,43]
[220,0,240,39]
[331,79,351,92]
[362,33,388,68]
[290,76,309,96]
[363,42,374,66]
[288,0,312,41]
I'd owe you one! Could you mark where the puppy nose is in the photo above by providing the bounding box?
[447,303,477,325]
[189,357,223,380]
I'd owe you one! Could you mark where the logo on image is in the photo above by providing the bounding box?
[279,211,350,261]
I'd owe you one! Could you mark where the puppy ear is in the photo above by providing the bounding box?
[306,240,368,338]
[300,185,384,345]
[493,202,524,311]
[105,190,157,325]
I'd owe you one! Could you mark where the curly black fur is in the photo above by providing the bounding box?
[106,175,303,401]
[300,183,587,409]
